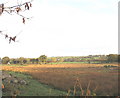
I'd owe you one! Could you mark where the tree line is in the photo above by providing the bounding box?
[0,55,47,65]
[0,55,63,65]
[0,54,119,65]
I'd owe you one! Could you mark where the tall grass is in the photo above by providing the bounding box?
[66,78,97,96]
[2,63,118,96]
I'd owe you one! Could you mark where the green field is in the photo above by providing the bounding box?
[48,62,88,64]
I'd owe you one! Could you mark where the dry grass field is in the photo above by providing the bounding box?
[2,63,119,96]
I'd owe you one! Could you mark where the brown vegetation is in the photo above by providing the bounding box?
[2,63,119,96]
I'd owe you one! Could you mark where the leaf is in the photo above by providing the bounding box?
[22,18,25,24]
[30,3,32,7]
[16,7,21,13]
[25,3,29,10]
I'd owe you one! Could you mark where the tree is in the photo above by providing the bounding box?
[107,54,118,63]
[30,58,39,64]
[30,59,34,64]
[0,0,33,43]
[11,58,20,64]
[23,59,28,64]
[57,58,64,63]
[18,57,26,65]
[2,56,10,64]
[51,57,57,62]
[0,57,2,64]
[35,58,39,64]
[39,55,47,64]
[118,55,120,63]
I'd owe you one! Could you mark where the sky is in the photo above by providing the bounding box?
[0,0,119,58]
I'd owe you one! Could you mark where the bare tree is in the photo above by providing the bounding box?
[0,0,33,43]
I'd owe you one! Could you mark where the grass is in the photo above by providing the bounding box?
[49,62,88,64]
[2,71,67,96]
[2,64,27,66]
[66,78,97,96]
[2,63,119,96]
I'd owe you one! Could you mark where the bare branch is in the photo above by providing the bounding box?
[0,0,33,18]
[0,0,33,43]
[4,0,33,9]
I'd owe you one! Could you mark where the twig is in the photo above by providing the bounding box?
[3,0,33,9]
[0,0,33,18]
[14,11,33,19]
[86,81,91,96]
[4,10,13,15]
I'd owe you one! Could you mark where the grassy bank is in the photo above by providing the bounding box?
[2,71,67,96]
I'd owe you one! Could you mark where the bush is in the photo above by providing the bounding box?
[104,65,117,68]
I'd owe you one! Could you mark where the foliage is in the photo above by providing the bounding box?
[10,58,20,64]
[2,56,10,64]
[39,55,47,64]
[1,54,119,65]
[18,57,25,65]
[51,57,57,62]
[107,54,118,63]
[30,58,39,64]
[119,55,120,63]
[57,58,64,63]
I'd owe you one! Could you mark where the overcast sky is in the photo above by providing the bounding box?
[0,0,119,58]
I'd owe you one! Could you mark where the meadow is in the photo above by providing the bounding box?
[2,63,119,96]
[2,71,66,96]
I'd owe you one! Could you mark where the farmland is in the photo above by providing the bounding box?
[2,63,119,96]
